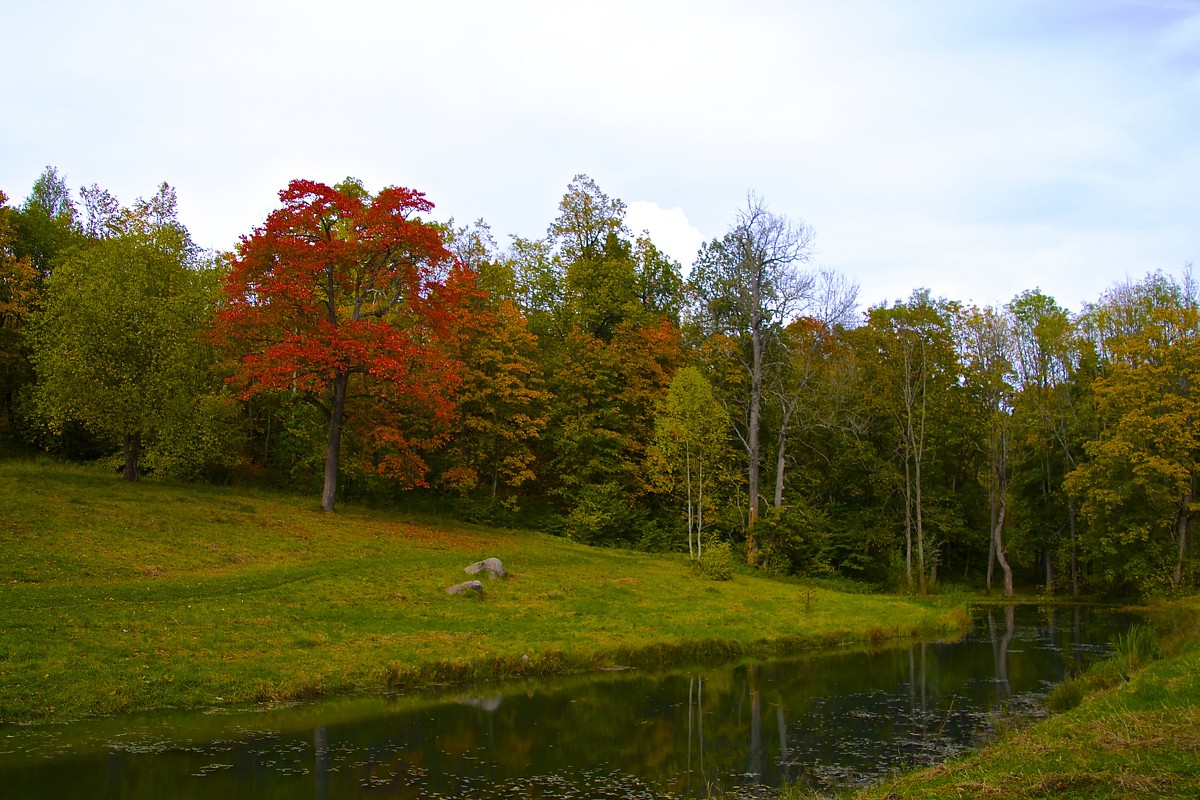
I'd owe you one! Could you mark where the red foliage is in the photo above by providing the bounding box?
[213,179,466,495]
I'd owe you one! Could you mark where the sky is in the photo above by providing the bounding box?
[4,0,1200,314]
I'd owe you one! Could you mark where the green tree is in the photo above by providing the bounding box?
[549,319,682,544]
[863,291,962,592]
[515,176,685,544]
[1007,289,1085,595]
[632,233,685,325]
[1067,272,1199,594]
[29,184,216,480]
[653,366,733,558]
[506,235,562,339]
[831,320,910,581]
[14,166,79,281]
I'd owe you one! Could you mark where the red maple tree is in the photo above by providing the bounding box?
[214,178,462,511]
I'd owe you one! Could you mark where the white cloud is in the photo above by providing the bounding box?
[625,201,708,269]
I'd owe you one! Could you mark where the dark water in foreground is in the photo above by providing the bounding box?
[2,605,1135,799]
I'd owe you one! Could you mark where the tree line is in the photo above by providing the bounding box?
[1,167,1195,598]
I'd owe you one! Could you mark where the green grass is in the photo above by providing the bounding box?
[855,597,1200,800]
[0,459,968,724]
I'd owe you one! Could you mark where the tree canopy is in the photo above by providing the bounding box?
[28,184,215,480]
[213,178,464,511]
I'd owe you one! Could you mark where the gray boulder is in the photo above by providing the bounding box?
[446,580,483,596]
[464,557,507,579]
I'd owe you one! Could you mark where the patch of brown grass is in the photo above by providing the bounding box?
[1092,708,1200,752]
[947,781,1009,797]
[1034,772,1100,793]
[1116,773,1175,793]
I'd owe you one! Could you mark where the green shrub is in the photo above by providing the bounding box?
[1046,676,1085,712]
[698,540,733,581]
[562,481,646,547]
[636,521,678,553]
[756,504,834,577]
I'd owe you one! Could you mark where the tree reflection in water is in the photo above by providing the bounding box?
[1,605,1135,799]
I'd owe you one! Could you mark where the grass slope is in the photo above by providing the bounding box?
[0,460,966,725]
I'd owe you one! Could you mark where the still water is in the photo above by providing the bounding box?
[2,605,1134,798]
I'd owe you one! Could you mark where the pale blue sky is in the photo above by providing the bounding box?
[4,0,1199,313]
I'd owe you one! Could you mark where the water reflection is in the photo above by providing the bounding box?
[0,605,1134,798]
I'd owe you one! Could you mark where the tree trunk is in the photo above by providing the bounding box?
[122,431,141,482]
[260,403,270,464]
[904,442,914,588]
[774,425,787,510]
[915,449,926,594]
[915,346,927,595]
[986,459,997,594]
[986,536,995,594]
[1175,491,1191,589]
[686,445,694,559]
[746,324,763,565]
[696,459,703,561]
[994,505,1013,597]
[900,333,924,593]
[773,395,796,512]
[321,372,350,513]
[1068,498,1079,598]
[993,426,1014,597]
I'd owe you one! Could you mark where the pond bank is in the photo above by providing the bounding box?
[849,597,1200,800]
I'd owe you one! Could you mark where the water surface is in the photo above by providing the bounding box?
[1,604,1134,798]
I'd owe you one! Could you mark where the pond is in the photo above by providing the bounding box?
[1,604,1135,798]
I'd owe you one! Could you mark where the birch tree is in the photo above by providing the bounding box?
[654,367,732,558]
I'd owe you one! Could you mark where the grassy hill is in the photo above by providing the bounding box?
[0,459,966,724]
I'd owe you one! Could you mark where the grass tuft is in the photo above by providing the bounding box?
[1112,622,1160,678]
[1045,676,1085,712]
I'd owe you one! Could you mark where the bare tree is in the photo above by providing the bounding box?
[689,194,853,564]
[768,272,858,511]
